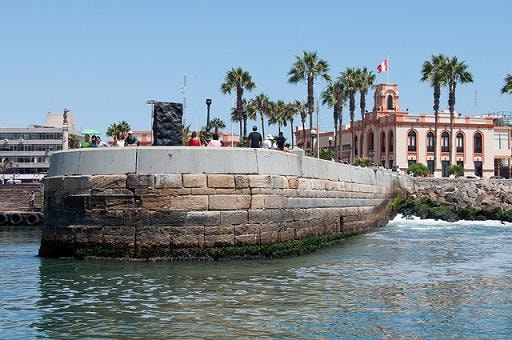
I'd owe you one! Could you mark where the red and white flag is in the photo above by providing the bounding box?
[377,58,388,73]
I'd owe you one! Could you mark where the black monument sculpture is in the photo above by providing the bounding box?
[152,102,183,146]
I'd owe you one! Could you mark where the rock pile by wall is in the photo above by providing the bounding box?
[409,178,512,212]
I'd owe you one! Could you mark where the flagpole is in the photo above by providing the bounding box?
[387,55,390,84]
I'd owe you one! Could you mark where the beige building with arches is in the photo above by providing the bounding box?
[339,83,512,178]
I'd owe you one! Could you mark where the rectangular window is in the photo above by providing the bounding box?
[427,160,435,174]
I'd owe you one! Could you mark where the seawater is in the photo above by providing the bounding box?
[1,216,511,338]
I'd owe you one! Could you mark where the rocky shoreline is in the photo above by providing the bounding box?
[399,178,512,222]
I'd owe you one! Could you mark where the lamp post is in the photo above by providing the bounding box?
[206,99,212,132]
[146,100,157,145]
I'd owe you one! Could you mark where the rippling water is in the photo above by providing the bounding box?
[1,217,512,338]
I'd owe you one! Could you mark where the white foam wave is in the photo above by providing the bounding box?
[389,214,512,229]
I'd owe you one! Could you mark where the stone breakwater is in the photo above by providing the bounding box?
[400,178,512,222]
[39,147,409,260]
[409,178,512,211]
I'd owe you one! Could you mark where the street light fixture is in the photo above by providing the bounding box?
[206,99,212,132]
[146,100,157,145]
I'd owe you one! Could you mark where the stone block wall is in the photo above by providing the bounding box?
[0,183,43,212]
[40,172,403,259]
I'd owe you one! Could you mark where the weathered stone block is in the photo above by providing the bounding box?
[248,209,273,223]
[249,175,272,188]
[63,176,91,192]
[127,174,155,189]
[155,174,182,189]
[220,211,248,225]
[287,176,298,189]
[170,195,209,211]
[271,175,287,189]
[169,226,204,248]
[264,195,287,209]
[204,225,234,236]
[215,188,242,194]
[90,175,127,190]
[260,231,278,244]
[251,195,265,209]
[204,234,234,247]
[207,174,235,188]
[46,177,64,192]
[75,226,103,245]
[279,228,295,242]
[186,211,221,226]
[235,234,259,246]
[183,174,207,188]
[234,224,260,236]
[234,175,249,189]
[80,210,124,226]
[191,187,216,195]
[150,211,186,226]
[106,196,135,210]
[63,195,87,212]
[123,209,150,227]
[209,195,251,210]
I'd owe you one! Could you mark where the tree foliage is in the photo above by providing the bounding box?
[106,121,131,137]
[408,163,430,177]
[501,74,512,94]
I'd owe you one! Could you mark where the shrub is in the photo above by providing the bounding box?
[448,164,464,177]
[407,162,430,177]
[353,157,374,167]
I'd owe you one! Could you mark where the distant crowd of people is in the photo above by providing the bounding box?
[80,131,139,148]
[187,125,291,151]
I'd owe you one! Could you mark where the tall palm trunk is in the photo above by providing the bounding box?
[448,83,456,166]
[236,86,245,139]
[333,109,338,160]
[260,114,265,137]
[349,93,355,163]
[360,92,367,158]
[307,76,314,156]
[433,84,440,174]
[290,119,294,147]
[301,118,306,149]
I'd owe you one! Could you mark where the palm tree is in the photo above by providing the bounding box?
[268,100,287,134]
[248,93,270,136]
[68,134,81,149]
[221,67,256,139]
[340,67,358,163]
[421,54,448,174]
[182,124,192,145]
[321,80,345,160]
[0,159,13,184]
[501,74,512,94]
[293,100,308,149]
[209,117,226,135]
[356,67,375,158]
[284,102,298,147]
[443,56,473,165]
[288,51,331,156]
[106,121,131,139]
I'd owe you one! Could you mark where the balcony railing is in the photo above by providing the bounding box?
[427,145,434,152]
[441,146,450,152]
[456,146,464,153]
[408,145,416,152]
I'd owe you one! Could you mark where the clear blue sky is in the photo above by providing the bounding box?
[1,0,511,140]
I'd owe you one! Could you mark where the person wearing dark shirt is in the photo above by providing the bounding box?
[276,131,286,150]
[247,126,262,148]
[125,130,140,146]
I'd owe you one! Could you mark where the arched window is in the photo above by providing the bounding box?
[354,135,358,157]
[427,131,434,152]
[441,132,450,152]
[408,130,417,152]
[456,133,464,153]
[380,132,386,152]
[474,132,483,153]
[387,95,394,110]
[388,131,394,152]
